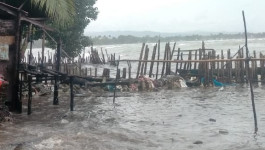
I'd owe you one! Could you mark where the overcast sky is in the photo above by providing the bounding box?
[84,0,265,34]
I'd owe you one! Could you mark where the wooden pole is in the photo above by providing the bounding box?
[127,61,132,79]
[155,40,160,79]
[41,30,45,68]
[101,48,105,64]
[260,52,265,81]
[242,10,258,133]
[136,43,145,78]
[10,11,22,112]
[143,46,150,75]
[161,43,168,77]
[113,57,120,103]
[122,68,126,79]
[149,44,157,77]
[70,76,74,111]
[175,48,180,74]
[53,38,61,105]
[29,24,33,65]
[105,49,110,62]
[28,75,32,115]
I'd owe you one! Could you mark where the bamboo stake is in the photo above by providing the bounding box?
[113,56,120,103]
[161,43,168,77]
[143,46,150,75]
[149,44,157,77]
[242,10,258,133]
[140,45,148,75]
[156,40,160,79]
[175,48,181,74]
[136,43,145,78]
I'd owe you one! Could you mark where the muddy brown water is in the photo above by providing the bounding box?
[0,84,265,150]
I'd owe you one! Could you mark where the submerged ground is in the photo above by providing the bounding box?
[1,39,265,149]
[0,84,264,150]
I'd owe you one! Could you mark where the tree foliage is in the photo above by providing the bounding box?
[30,0,76,27]
[1,0,75,27]
[2,0,98,57]
[44,0,98,57]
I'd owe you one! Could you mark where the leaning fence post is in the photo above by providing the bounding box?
[242,10,258,133]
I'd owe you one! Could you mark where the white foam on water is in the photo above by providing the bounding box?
[34,137,62,149]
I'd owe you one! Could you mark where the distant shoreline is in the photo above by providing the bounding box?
[90,32,265,45]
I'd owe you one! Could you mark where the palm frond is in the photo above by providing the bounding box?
[30,0,76,27]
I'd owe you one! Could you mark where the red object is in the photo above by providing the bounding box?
[0,80,2,89]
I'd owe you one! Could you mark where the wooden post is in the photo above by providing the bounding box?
[143,46,149,75]
[175,48,181,74]
[239,48,244,82]
[41,30,45,68]
[194,50,198,70]
[101,48,105,64]
[127,61,132,79]
[217,55,220,78]
[95,68,97,77]
[136,43,145,78]
[122,68,126,79]
[117,69,120,79]
[19,73,23,104]
[10,11,22,113]
[227,49,232,83]
[242,10,258,133]
[166,43,172,75]
[90,68,92,76]
[198,48,202,77]
[156,40,160,79]
[149,44,157,77]
[56,39,61,71]
[167,43,172,75]
[53,39,60,105]
[179,52,183,72]
[70,76,74,111]
[260,53,265,82]
[105,49,110,62]
[113,57,120,103]
[161,43,168,77]
[221,50,224,80]
[53,75,59,105]
[103,68,110,78]
[253,51,257,80]
[29,24,33,65]
[28,75,32,115]
[188,51,192,70]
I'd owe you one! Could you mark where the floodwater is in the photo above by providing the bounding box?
[1,39,265,150]
[0,85,265,150]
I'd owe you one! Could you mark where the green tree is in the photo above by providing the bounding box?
[2,0,98,57]
[2,0,76,27]
[47,0,98,57]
